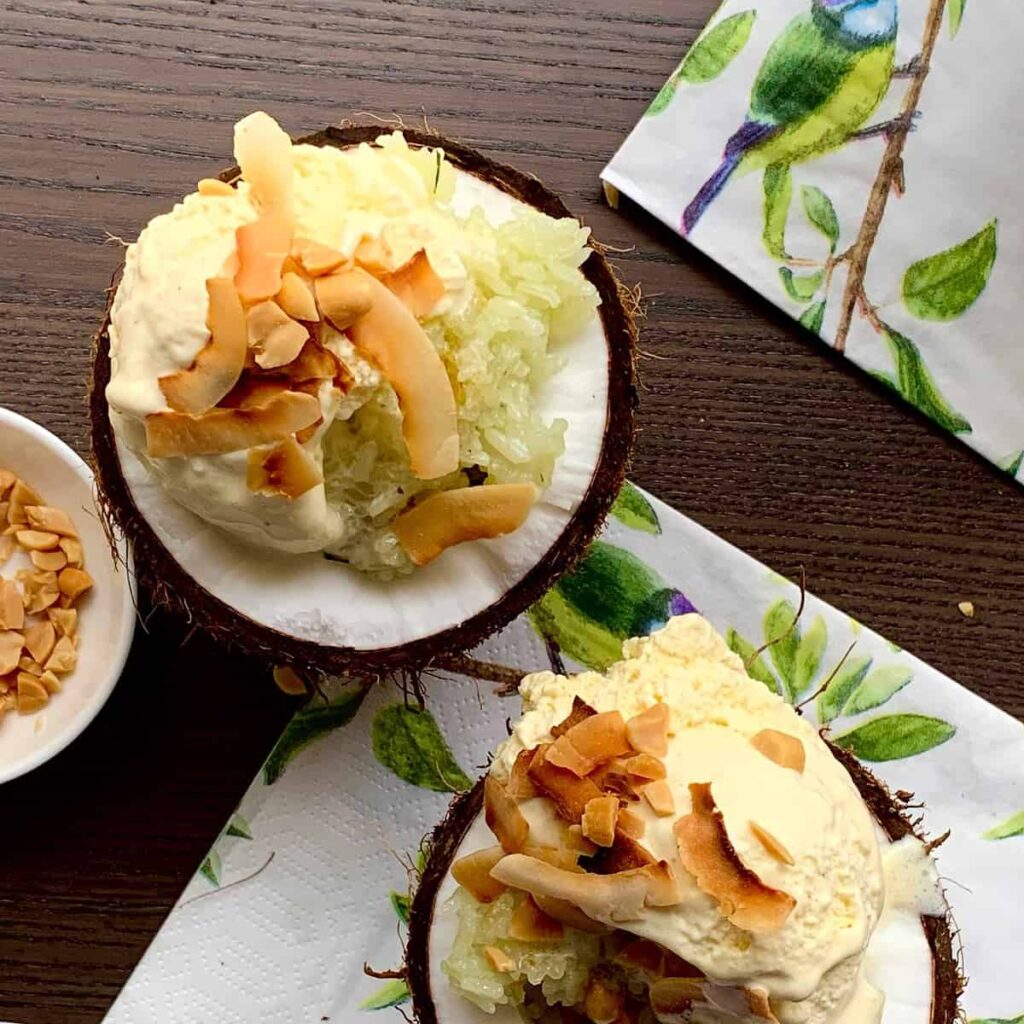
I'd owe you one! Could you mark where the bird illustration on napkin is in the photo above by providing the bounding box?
[683,0,898,235]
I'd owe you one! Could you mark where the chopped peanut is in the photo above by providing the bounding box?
[641,779,675,817]
[451,845,508,904]
[30,549,67,572]
[15,530,60,552]
[46,608,77,638]
[750,729,806,774]
[750,821,795,866]
[23,620,56,665]
[39,670,62,695]
[625,702,671,757]
[58,567,93,603]
[0,631,23,676]
[16,672,49,714]
[45,635,77,675]
[24,506,78,537]
[58,537,83,566]
[617,807,646,840]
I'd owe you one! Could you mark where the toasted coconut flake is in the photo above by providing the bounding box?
[491,854,642,923]
[58,536,83,567]
[484,773,530,853]
[522,844,583,872]
[483,946,515,973]
[675,783,796,932]
[532,894,610,934]
[617,807,646,840]
[160,278,248,414]
[314,269,374,330]
[0,580,24,630]
[750,822,795,866]
[24,506,78,538]
[354,234,398,275]
[17,672,48,713]
[590,756,638,799]
[270,339,343,385]
[451,844,508,904]
[0,631,23,676]
[347,268,459,479]
[247,300,309,370]
[393,484,538,566]
[58,567,94,603]
[549,711,632,777]
[750,729,805,774]
[381,250,446,318]
[276,272,320,322]
[23,621,56,666]
[247,437,322,499]
[641,860,684,907]
[626,703,671,757]
[623,753,667,783]
[45,635,77,675]
[220,376,292,410]
[235,209,292,303]
[551,697,597,738]
[198,178,235,197]
[507,749,539,801]
[582,795,619,848]
[234,111,294,214]
[588,833,655,874]
[650,977,706,1018]
[145,391,321,458]
[642,780,675,818]
[509,894,565,942]
[31,549,67,572]
[47,608,77,638]
[272,666,308,696]
[528,745,604,823]
[292,237,347,277]
[16,530,60,552]
[584,974,625,1024]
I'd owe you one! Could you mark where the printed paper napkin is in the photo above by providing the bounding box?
[103,485,1023,1024]
[603,0,1024,480]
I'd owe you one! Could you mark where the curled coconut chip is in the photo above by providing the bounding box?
[551,697,597,738]
[392,484,538,567]
[528,744,604,823]
[144,391,321,458]
[545,710,632,778]
[483,773,530,853]
[450,844,508,904]
[246,300,309,370]
[674,783,796,933]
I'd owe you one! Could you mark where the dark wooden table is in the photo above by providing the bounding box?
[1,2,1020,1021]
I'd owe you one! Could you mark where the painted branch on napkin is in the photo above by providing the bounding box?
[605,0,1024,480]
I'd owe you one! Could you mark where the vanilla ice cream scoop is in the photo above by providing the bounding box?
[425,615,949,1024]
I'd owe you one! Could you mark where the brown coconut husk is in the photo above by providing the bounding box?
[405,751,962,1024]
[89,125,638,676]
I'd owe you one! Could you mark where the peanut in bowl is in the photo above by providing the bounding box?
[0,407,135,785]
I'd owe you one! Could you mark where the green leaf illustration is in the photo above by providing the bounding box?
[780,267,824,302]
[801,186,840,252]
[610,482,661,535]
[970,1018,1024,1024]
[844,665,912,716]
[225,814,253,840]
[762,165,791,259]
[372,704,472,793]
[817,655,872,723]
[360,979,411,1010]
[678,10,756,84]
[799,301,826,334]
[792,615,827,699]
[763,600,800,700]
[833,714,955,761]
[391,890,412,923]
[948,0,966,37]
[199,849,222,887]
[999,449,1024,478]
[902,219,997,321]
[726,628,780,694]
[263,684,371,786]
[982,811,1024,841]
[528,541,668,671]
[881,328,972,435]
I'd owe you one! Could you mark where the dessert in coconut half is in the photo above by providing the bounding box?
[90,113,636,671]
[407,615,961,1024]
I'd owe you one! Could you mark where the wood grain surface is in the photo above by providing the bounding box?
[0,2,1020,1021]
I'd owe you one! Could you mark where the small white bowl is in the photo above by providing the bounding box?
[0,407,135,784]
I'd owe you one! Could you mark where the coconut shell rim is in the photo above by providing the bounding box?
[89,124,639,674]
[404,743,962,1024]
